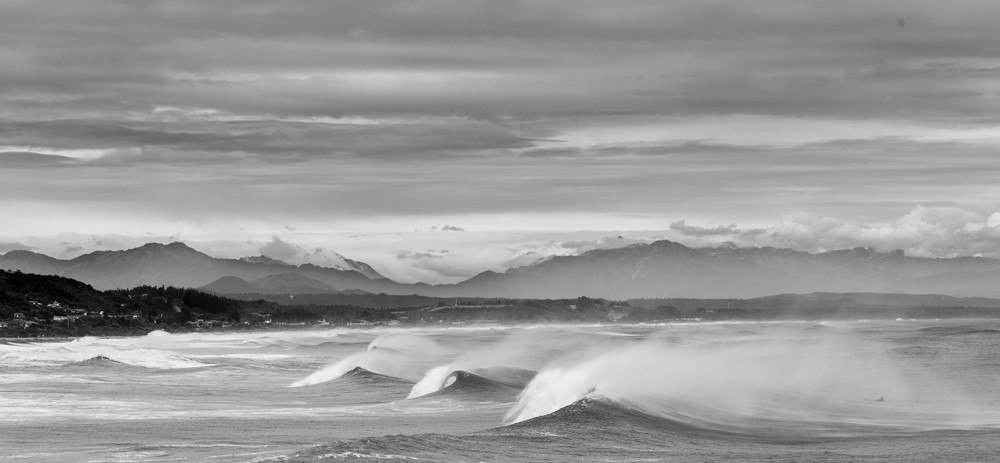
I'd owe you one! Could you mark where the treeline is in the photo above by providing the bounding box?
[106,285,242,323]
[402,297,680,324]
[628,292,1000,320]
[222,292,516,309]
[0,270,401,337]
[266,305,396,324]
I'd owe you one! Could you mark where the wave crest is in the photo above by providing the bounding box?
[407,365,536,398]
[504,338,990,434]
[290,333,449,387]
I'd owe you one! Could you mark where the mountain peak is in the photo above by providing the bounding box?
[251,272,336,292]
[131,241,198,253]
[1,249,47,258]
[239,255,290,266]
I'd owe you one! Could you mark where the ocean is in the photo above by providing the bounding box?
[2,320,999,462]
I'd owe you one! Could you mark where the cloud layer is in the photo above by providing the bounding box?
[2,1,998,282]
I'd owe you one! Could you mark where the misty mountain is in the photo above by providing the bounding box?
[201,273,343,295]
[446,240,1000,299]
[238,255,290,266]
[3,240,1000,299]
[199,276,259,295]
[0,242,403,293]
[237,253,386,280]
[0,250,73,275]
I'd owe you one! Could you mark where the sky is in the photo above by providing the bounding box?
[2,0,999,283]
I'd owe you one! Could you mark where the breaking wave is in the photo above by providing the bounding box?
[0,340,212,369]
[503,338,999,436]
[407,369,534,403]
[64,355,136,368]
[408,365,536,399]
[289,333,450,387]
[338,366,412,384]
[919,326,1000,337]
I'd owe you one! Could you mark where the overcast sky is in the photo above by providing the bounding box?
[2,0,999,283]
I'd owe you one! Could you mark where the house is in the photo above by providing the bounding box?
[248,313,271,324]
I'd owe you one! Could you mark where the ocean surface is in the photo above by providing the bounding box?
[2,320,999,462]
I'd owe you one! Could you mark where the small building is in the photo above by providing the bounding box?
[248,313,272,324]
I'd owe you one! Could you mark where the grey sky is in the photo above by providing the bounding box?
[2,0,999,282]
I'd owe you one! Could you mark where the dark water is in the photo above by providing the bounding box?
[2,320,999,462]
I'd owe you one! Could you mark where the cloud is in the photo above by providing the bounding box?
[988,212,1000,228]
[560,235,646,253]
[501,251,546,269]
[670,220,766,239]
[763,206,1000,258]
[397,250,447,260]
[0,242,33,254]
[61,245,85,256]
[665,205,1000,259]
[0,119,541,165]
[394,248,480,281]
[4,1,1000,163]
[4,1,1000,281]
[0,151,79,167]
[254,235,375,271]
[259,236,303,262]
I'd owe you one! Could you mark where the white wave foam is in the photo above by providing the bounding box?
[504,335,984,430]
[289,333,451,387]
[289,352,368,387]
[317,452,419,460]
[188,353,292,360]
[0,341,211,369]
[407,364,455,398]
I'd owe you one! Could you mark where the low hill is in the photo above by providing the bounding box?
[248,272,337,294]
[201,273,370,296]
[0,269,243,336]
[629,292,1000,319]
[201,276,259,294]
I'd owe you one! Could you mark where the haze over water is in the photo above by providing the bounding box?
[3,320,999,462]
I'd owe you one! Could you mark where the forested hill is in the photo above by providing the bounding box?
[0,270,406,337]
[0,269,244,336]
[1,269,119,316]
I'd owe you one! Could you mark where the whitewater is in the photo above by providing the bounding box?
[2,320,999,462]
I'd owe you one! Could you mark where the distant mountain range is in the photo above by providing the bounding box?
[2,240,999,299]
[201,273,372,296]
[0,242,407,294]
[453,241,1000,299]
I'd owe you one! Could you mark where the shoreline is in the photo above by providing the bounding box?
[4,316,998,343]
